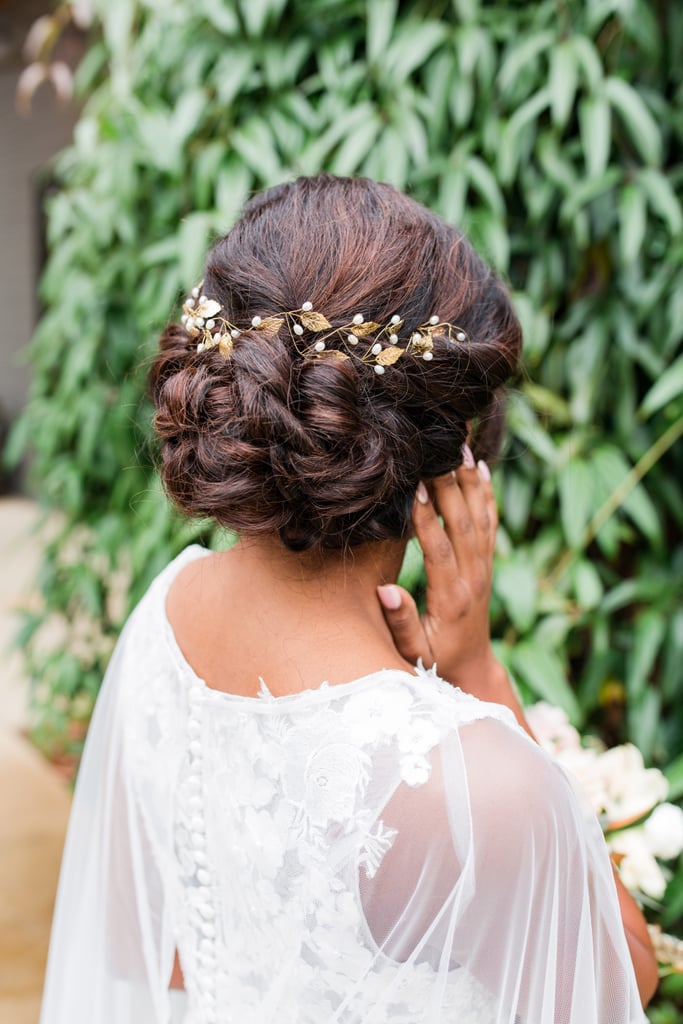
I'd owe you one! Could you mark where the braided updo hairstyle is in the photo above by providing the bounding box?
[150,175,522,553]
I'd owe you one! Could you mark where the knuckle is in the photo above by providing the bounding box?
[477,511,490,533]
[453,513,474,536]
[432,533,455,563]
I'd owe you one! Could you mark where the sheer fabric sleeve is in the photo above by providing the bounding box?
[39,598,188,1024]
[359,715,646,1024]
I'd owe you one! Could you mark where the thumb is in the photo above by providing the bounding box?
[377,584,435,668]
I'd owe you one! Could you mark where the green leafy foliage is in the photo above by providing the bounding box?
[6,0,683,1005]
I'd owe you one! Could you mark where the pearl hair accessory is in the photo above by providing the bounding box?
[181,282,470,370]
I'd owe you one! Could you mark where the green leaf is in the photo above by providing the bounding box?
[604,76,662,165]
[572,560,604,610]
[511,642,582,724]
[383,20,448,84]
[625,610,666,700]
[578,94,611,178]
[640,354,683,417]
[549,41,578,129]
[665,754,683,802]
[397,537,425,593]
[619,183,647,265]
[498,88,551,185]
[465,155,505,216]
[178,212,212,286]
[330,114,381,176]
[494,555,538,632]
[626,687,661,763]
[558,458,595,549]
[638,168,683,236]
[497,31,554,93]
[367,0,397,64]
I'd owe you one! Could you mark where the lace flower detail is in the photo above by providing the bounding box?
[341,683,413,744]
[400,752,432,787]
[358,821,398,878]
[284,739,370,827]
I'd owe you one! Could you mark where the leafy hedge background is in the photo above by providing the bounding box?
[6,0,683,1013]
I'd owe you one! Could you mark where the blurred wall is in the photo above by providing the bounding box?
[0,0,77,433]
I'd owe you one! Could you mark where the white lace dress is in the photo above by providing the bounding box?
[40,546,646,1024]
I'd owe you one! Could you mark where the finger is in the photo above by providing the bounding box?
[431,468,484,581]
[477,460,499,558]
[453,444,493,559]
[411,484,469,622]
[377,584,435,667]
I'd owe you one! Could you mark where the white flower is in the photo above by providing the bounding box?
[609,828,669,899]
[397,717,439,755]
[599,744,668,825]
[526,702,582,754]
[643,802,683,860]
[341,684,413,744]
[400,752,431,787]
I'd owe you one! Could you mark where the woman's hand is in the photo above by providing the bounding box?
[378,447,499,687]
[378,447,531,732]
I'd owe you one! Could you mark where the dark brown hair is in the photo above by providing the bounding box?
[150,175,522,552]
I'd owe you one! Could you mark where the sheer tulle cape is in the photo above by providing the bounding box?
[40,547,646,1024]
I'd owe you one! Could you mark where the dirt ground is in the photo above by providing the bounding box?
[0,498,71,1024]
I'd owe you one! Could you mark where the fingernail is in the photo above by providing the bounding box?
[462,443,475,469]
[477,459,491,482]
[378,584,402,610]
[416,481,429,504]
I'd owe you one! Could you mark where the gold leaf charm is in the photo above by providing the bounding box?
[410,334,434,354]
[195,298,222,319]
[255,316,284,338]
[217,336,233,357]
[352,321,381,337]
[317,348,350,361]
[300,311,333,331]
[376,345,404,366]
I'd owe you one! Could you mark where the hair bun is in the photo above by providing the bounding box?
[151,175,521,552]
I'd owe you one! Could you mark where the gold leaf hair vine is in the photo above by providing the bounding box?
[181,283,469,373]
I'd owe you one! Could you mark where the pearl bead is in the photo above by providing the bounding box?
[352,313,364,325]
[391,314,401,324]
[206,319,215,330]
[374,365,385,375]
[200,294,207,303]
[314,341,325,352]
[456,330,467,342]
[189,741,202,758]
[231,329,240,339]
[371,343,382,355]
[347,334,358,345]
[301,301,313,311]
[429,314,439,325]
[423,351,434,361]
[196,868,211,885]
[191,287,199,298]
[293,323,304,336]
[389,334,398,343]
[251,316,262,327]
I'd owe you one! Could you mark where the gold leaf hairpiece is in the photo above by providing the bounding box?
[181,283,469,372]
